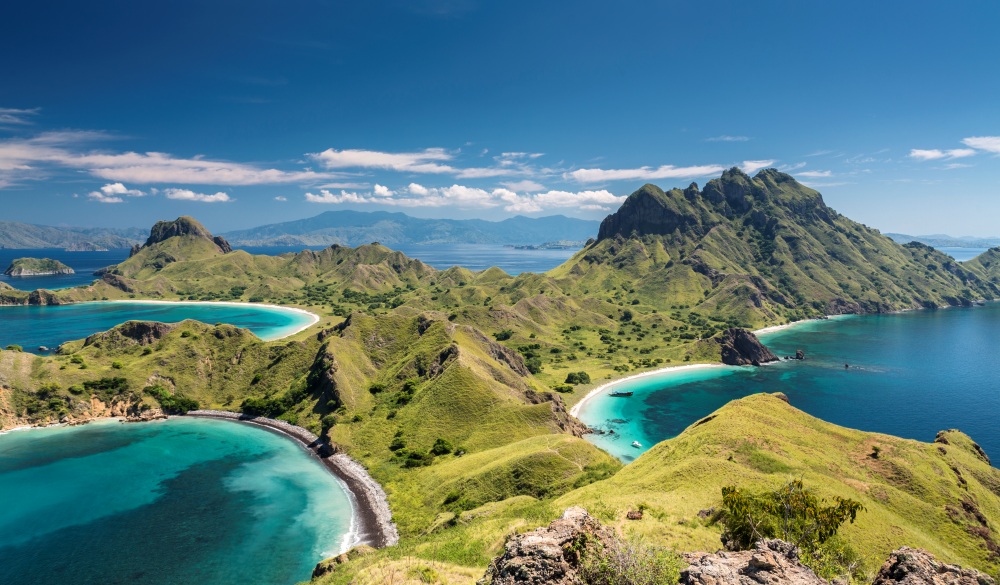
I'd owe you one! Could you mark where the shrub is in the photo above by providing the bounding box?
[5,344,22,352]
[493,329,514,341]
[719,479,864,579]
[111,361,124,369]
[525,357,543,374]
[565,371,592,385]
[70,355,84,364]
[554,384,574,393]
[430,438,453,455]
[180,331,192,338]
[143,385,200,414]
[368,382,387,394]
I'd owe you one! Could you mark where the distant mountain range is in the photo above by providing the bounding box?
[0,222,147,250]
[886,233,1000,249]
[219,211,600,247]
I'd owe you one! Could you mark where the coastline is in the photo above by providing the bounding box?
[569,363,725,419]
[185,410,398,552]
[89,299,321,340]
[570,315,849,420]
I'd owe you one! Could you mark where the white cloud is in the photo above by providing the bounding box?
[373,184,395,197]
[310,148,456,173]
[962,136,1000,154]
[740,160,776,174]
[501,179,546,192]
[797,170,832,178]
[779,162,807,172]
[0,132,334,186]
[568,164,726,183]
[86,182,145,203]
[0,107,40,126]
[306,183,625,213]
[909,148,976,161]
[274,196,288,201]
[163,188,232,202]
[943,163,973,170]
[706,135,749,142]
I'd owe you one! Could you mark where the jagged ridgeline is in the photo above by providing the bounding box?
[551,168,997,326]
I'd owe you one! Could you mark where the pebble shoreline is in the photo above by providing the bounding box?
[186,410,399,549]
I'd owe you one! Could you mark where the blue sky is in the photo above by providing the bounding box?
[1,1,999,235]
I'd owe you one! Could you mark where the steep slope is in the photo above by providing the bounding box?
[551,168,998,327]
[558,393,1000,577]
[221,210,600,247]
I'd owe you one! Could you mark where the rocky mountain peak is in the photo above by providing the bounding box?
[129,216,232,257]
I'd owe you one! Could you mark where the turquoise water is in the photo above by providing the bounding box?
[0,417,354,585]
[579,305,1000,463]
[0,301,315,352]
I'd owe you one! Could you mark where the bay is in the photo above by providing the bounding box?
[0,417,354,585]
[578,304,1000,464]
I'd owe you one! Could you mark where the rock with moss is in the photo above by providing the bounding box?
[4,257,75,276]
[872,546,995,585]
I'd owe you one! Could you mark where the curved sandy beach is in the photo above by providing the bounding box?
[104,299,321,340]
[569,363,725,419]
[186,410,399,551]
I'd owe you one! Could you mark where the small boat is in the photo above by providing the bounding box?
[609,388,633,397]
[631,441,642,448]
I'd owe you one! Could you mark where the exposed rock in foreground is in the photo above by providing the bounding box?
[872,547,995,585]
[480,507,996,585]
[717,327,779,366]
[681,540,826,585]
[479,507,615,585]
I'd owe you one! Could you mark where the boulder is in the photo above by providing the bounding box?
[717,328,779,366]
[680,540,826,585]
[478,507,615,585]
[872,546,995,585]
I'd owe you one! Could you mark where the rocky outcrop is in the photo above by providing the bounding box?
[872,546,995,585]
[717,328,779,366]
[129,216,232,257]
[681,540,826,585]
[4,257,75,276]
[479,507,615,585]
[83,321,177,348]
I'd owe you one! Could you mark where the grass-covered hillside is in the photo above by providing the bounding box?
[3,257,75,276]
[308,393,1000,583]
[550,168,998,327]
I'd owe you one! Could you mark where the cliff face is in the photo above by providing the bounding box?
[128,216,232,258]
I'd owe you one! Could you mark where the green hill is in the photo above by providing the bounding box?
[550,168,997,327]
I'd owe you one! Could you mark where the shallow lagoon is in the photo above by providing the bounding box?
[0,301,316,352]
[578,305,1000,463]
[0,417,354,585]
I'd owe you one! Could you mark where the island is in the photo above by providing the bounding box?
[3,257,75,277]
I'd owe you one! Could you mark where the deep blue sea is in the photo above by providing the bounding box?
[0,301,315,353]
[0,417,354,585]
[0,245,578,292]
[579,304,1000,463]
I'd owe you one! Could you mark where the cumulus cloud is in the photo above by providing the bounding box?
[305,183,624,213]
[796,170,832,178]
[163,188,232,202]
[740,160,776,174]
[274,196,288,201]
[909,148,976,161]
[706,135,749,142]
[373,183,395,197]
[568,164,726,183]
[962,136,1000,154]
[87,182,146,203]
